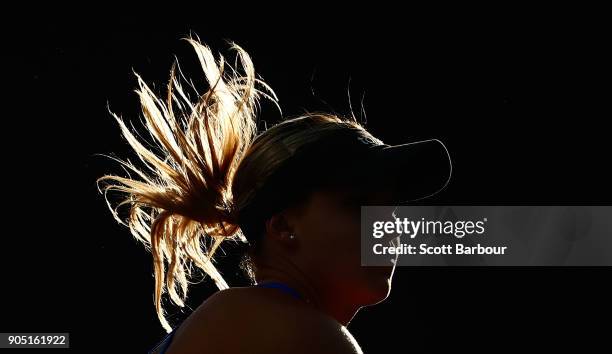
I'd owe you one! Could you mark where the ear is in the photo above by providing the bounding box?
[265,213,295,244]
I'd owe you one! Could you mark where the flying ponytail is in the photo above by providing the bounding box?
[96,36,279,332]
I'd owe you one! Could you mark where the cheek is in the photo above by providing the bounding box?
[296,203,360,262]
[297,199,393,303]
[298,204,362,271]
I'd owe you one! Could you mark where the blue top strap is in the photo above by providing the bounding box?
[148,330,175,354]
[256,282,303,301]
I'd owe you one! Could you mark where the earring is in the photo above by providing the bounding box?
[288,233,296,240]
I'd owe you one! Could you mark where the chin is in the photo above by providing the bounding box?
[361,270,393,305]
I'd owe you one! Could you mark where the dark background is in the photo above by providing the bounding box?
[3,7,611,353]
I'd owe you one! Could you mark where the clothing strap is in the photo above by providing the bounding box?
[256,282,303,301]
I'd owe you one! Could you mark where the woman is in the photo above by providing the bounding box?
[97,36,451,354]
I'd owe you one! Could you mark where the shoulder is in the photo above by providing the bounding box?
[165,287,362,354]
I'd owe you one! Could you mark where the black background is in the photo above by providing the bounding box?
[3,7,611,353]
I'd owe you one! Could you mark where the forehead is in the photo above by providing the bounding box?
[322,181,397,205]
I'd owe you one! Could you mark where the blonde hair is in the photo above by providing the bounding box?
[97,36,376,332]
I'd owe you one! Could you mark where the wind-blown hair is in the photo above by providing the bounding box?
[97,37,375,332]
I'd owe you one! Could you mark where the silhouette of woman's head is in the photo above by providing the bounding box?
[97,36,451,331]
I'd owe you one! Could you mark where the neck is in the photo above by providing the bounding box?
[255,265,360,326]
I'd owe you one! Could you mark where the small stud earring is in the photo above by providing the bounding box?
[288,233,296,240]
